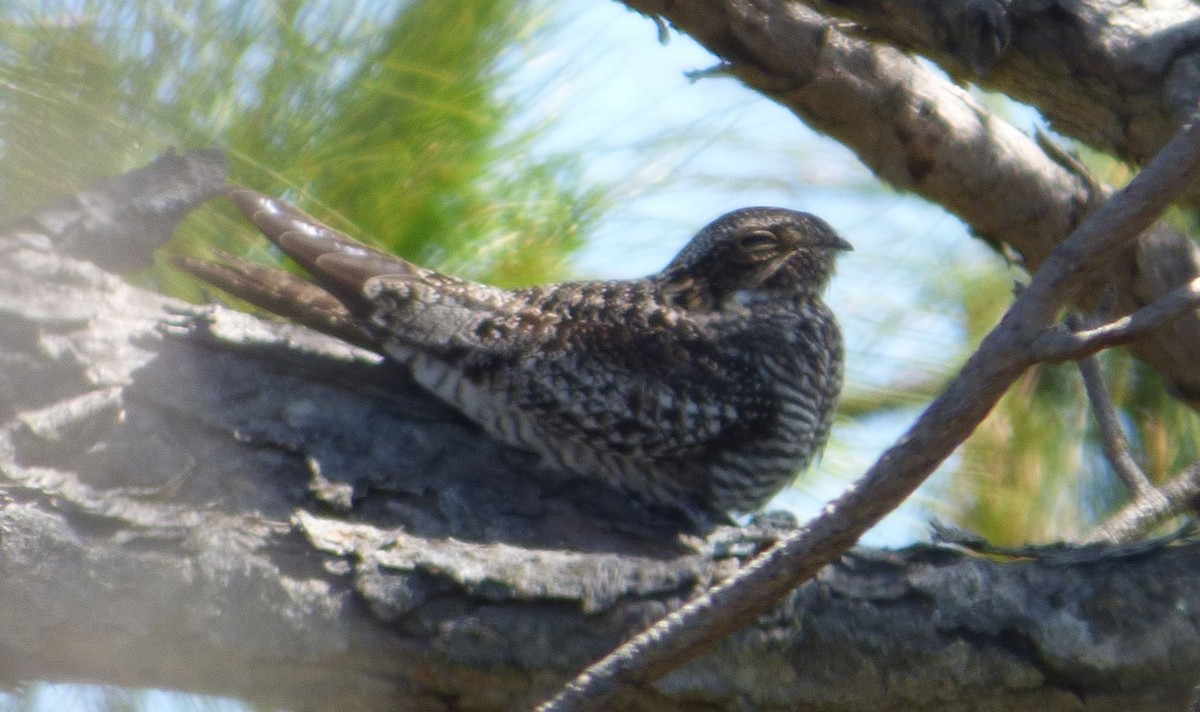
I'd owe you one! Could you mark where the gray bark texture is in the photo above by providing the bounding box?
[802,0,1200,171]
[1,153,1199,711]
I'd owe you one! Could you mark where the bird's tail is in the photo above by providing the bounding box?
[172,249,378,350]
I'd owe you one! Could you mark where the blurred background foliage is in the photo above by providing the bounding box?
[1,1,1198,707]
[0,0,604,293]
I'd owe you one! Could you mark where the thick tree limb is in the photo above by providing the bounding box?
[4,155,1200,711]
[800,0,1200,173]
[536,103,1200,711]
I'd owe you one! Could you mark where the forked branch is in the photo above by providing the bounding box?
[1031,279,1200,364]
[1086,465,1200,545]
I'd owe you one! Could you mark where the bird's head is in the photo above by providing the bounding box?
[659,207,852,309]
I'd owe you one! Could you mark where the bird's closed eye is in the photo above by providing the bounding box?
[735,230,780,253]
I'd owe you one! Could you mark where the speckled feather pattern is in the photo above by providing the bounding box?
[216,189,849,516]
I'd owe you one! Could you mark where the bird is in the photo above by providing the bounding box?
[178,188,850,519]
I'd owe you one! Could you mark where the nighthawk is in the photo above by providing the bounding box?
[180,189,850,518]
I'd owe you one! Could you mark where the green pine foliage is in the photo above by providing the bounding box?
[0,0,604,296]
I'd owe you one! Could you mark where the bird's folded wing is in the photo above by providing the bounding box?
[504,327,775,458]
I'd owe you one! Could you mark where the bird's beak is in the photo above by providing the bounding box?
[831,235,853,252]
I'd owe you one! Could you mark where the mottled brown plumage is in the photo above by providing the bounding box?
[181,188,850,517]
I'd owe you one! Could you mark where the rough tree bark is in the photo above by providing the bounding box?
[1,151,1199,711]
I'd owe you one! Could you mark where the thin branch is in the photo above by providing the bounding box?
[1031,277,1200,362]
[1085,464,1200,545]
[1078,354,1153,497]
[535,108,1200,712]
[1069,315,1154,498]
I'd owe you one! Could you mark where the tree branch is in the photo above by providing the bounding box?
[1085,464,1200,544]
[1030,278,1200,363]
[1071,315,1156,498]
[798,0,1200,175]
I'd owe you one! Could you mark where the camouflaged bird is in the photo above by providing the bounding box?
[180,189,850,518]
